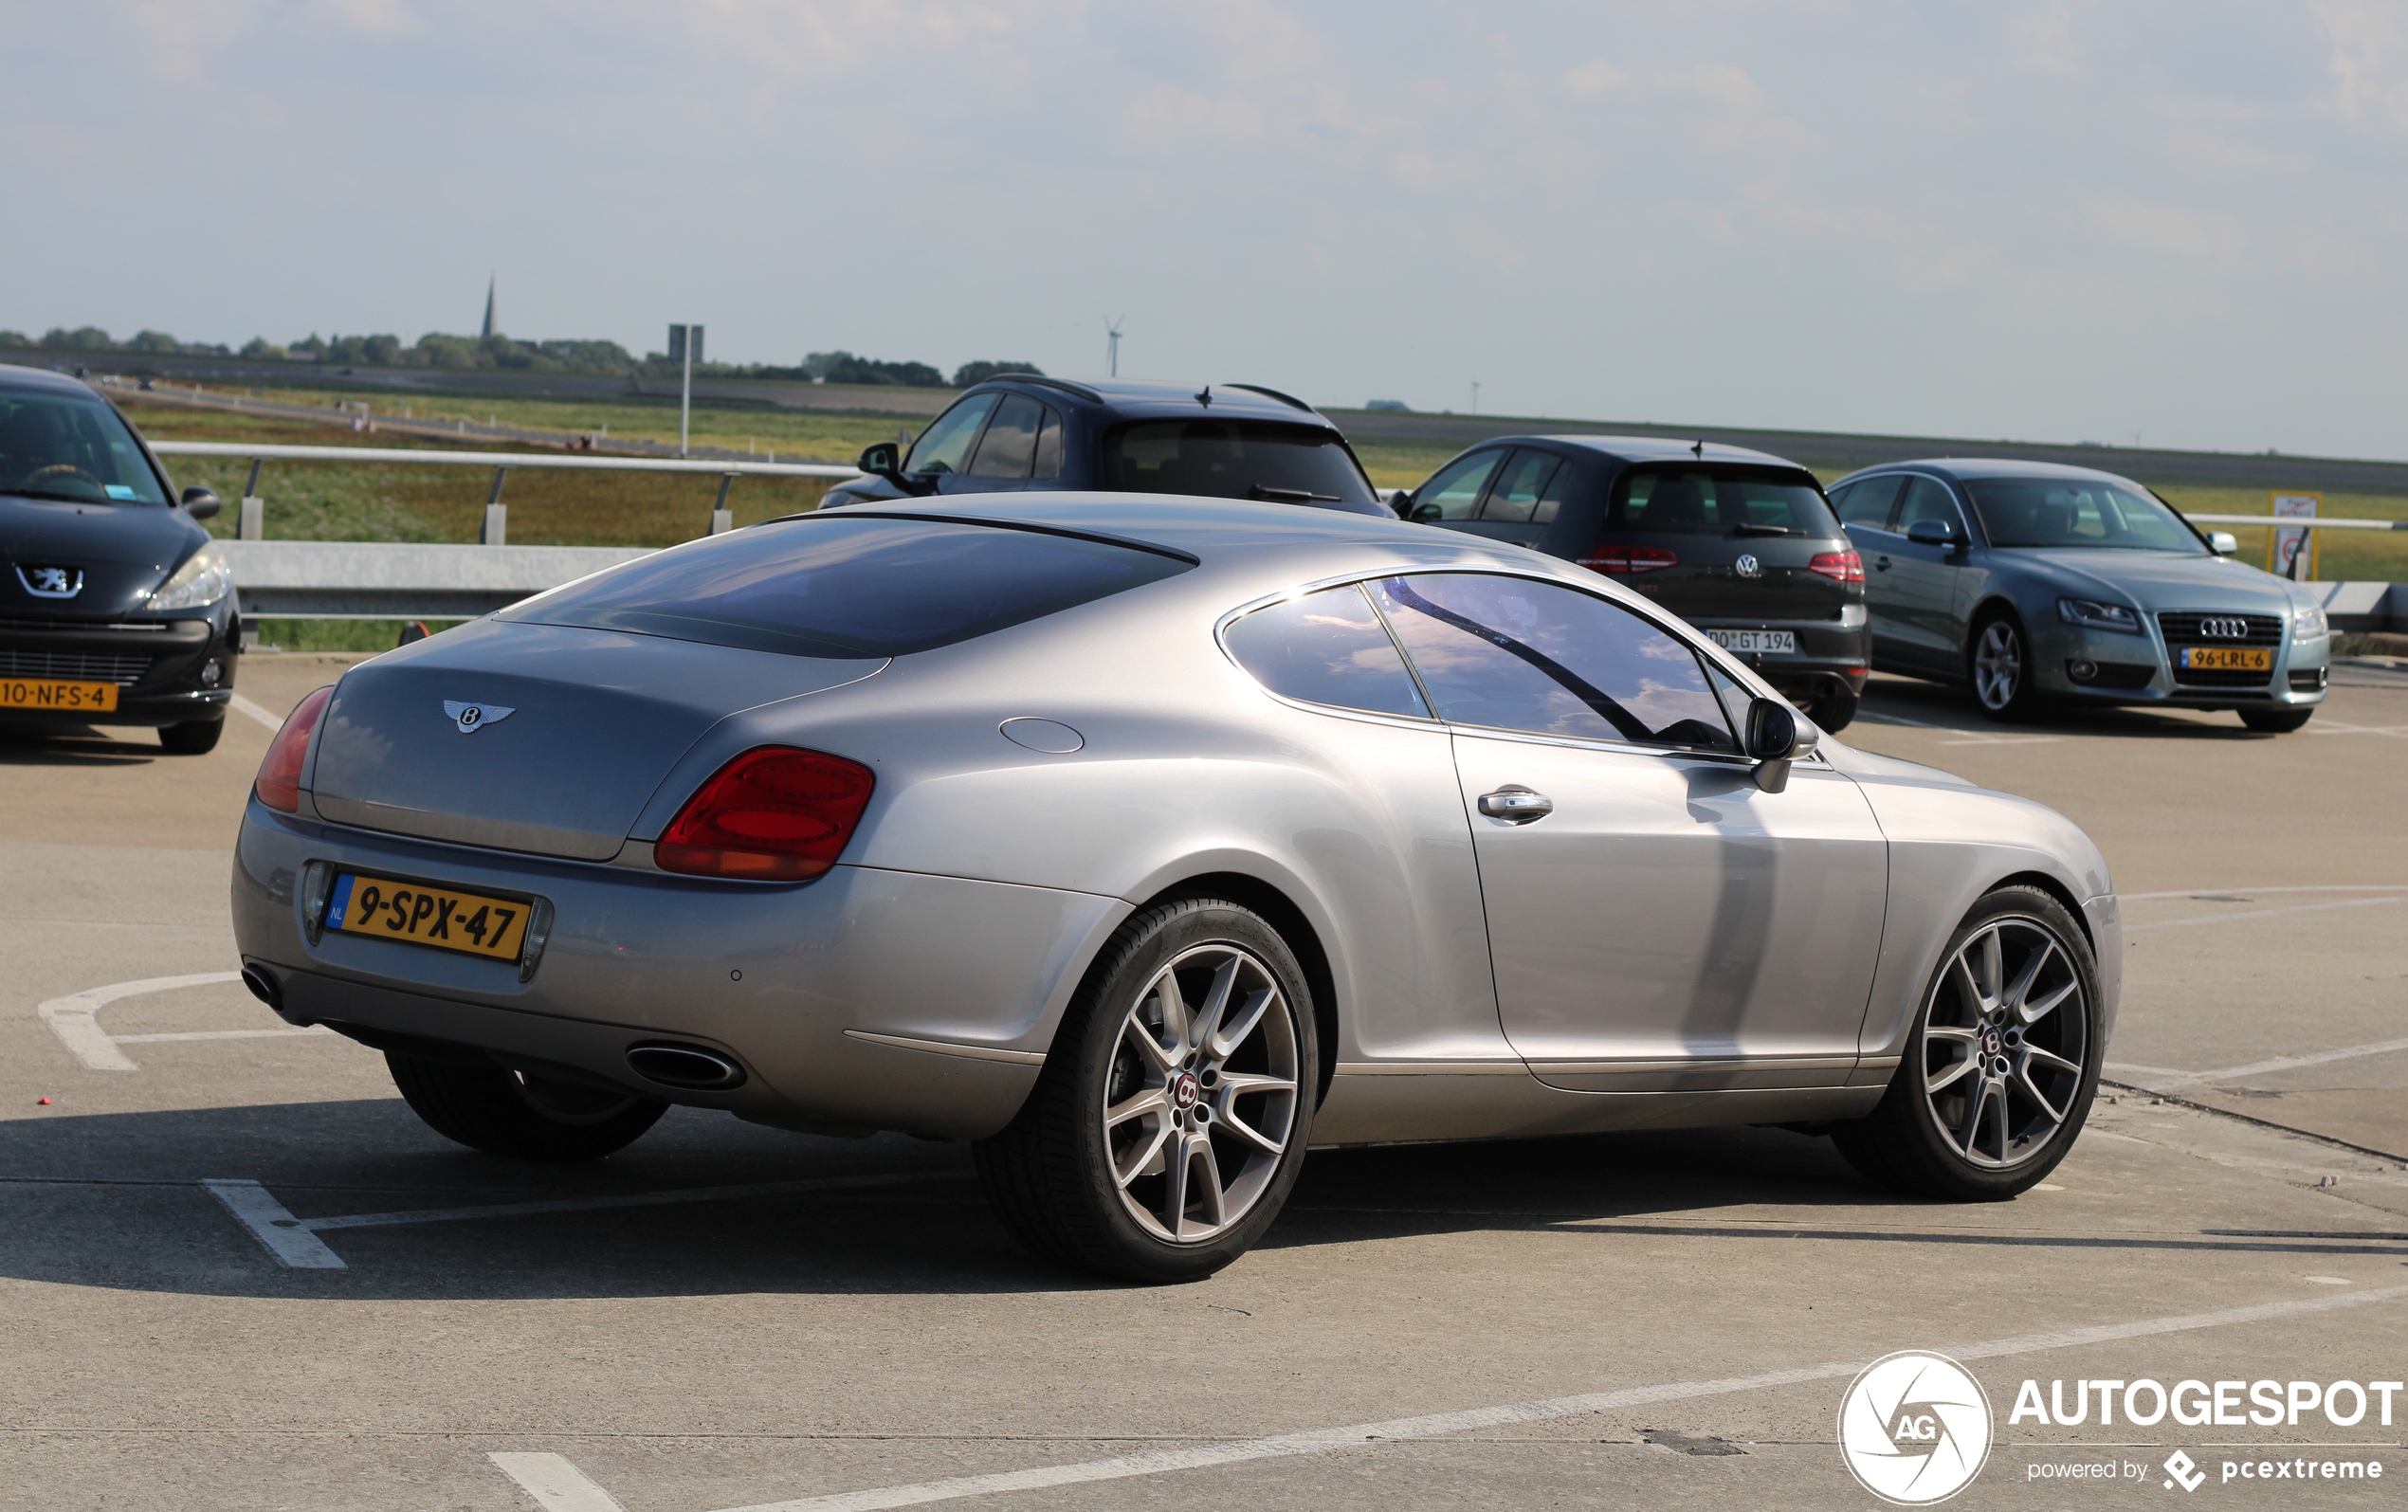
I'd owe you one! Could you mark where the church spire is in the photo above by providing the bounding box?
[481,275,497,338]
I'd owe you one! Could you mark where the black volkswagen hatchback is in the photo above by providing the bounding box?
[819,376,1391,517]
[0,366,237,752]
[1401,436,1870,729]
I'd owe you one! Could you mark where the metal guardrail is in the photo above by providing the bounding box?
[148,441,861,545]
[218,540,656,621]
[2186,514,2408,531]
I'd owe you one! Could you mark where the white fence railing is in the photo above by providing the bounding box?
[149,441,862,545]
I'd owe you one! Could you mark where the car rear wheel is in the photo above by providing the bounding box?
[974,898,1317,1284]
[157,718,224,754]
[1830,885,2100,1200]
[387,1051,667,1161]
[2239,707,2314,734]
[1967,615,2043,721]
[1807,684,1860,733]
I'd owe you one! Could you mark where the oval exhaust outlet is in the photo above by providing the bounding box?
[240,965,283,1013]
[626,1042,747,1091]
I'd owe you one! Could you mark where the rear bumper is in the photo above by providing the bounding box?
[231,799,1128,1139]
[1688,617,1871,699]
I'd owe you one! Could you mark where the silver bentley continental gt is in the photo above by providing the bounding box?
[231,496,2121,1282]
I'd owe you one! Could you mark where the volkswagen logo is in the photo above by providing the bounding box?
[1734,554,1762,579]
[2198,616,2250,640]
[15,564,83,599]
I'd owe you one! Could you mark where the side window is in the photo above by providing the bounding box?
[1031,406,1064,480]
[966,394,1044,479]
[1532,459,1572,525]
[1479,450,1562,523]
[1833,476,1903,529]
[904,393,1000,476]
[1412,450,1503,521]
[1222,584,1429,719]
[1897,476,1966,536]
[1370,574,1737,752]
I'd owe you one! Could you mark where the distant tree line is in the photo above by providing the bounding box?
[1,326,1045,390]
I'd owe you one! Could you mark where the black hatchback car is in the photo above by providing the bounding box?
[820,376,1391,517]
[0,366,237,752]
[1400,436,1870,729]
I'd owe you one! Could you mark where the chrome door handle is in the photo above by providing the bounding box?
[1478,787,1553,823]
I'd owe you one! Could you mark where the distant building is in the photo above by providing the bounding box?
[481,277,497,338]
[1365,399,1411,411]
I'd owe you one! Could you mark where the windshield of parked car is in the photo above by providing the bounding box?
[0,390,169,505]
[1961,477,2204,551]
[1610,468,1835,537]
[503,516,1193,658]
[1101,420,1381,511]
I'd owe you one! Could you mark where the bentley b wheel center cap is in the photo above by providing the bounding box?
[1171,1071,1202,1112]
[1979,1025,2003,1059]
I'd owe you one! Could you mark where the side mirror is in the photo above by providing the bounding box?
[856,441,904,481]
[1744,697,1817,792]
[1905,518,1957,547]
[1389,489,1414,519]
[180,486,222,520]
[2209,531,2239,556]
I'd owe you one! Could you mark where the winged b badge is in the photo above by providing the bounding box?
[442,701,515,735]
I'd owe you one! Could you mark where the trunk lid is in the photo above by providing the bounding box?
[306,619,885,860]
[1615,531,1851,623]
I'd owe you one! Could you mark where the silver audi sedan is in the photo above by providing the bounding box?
[232,496,2121,1282]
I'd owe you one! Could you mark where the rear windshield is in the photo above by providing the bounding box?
[1961,477,2203,552]
[1101,420,1383,513]
[503,517,1194,658]
[1609,468,1835,537]
[0,390,168,505]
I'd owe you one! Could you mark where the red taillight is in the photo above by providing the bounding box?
[654,747,876,882]
[1809,550,1865,584]
[1578,544,1679,574]
[252,685,334,813]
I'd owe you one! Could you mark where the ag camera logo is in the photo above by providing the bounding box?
[1838,1351,1994,1504]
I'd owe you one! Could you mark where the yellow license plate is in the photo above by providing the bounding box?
[0,677,118,711]
[2180,647,2271,671]
[324,873,530,960]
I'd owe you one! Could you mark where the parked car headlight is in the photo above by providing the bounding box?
[148,545,232,610]
[2293,601,2328,639]
[2055,596,2142,633]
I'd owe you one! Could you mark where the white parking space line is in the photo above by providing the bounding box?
[2122,884,2408,900]
[110,1027,335,1044]
[206,1171,960,1266]
[2109,1036,2408,1091]
[490,1453,630,1512]
[1938,735,2062,746]
[202,1179,346,1269]
[228,693,286,732]
[2124,896,2404,932]
[39,972,254,1071]
[471,1287,2403,1512]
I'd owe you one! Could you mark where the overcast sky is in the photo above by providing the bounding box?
[6,1,2404,458]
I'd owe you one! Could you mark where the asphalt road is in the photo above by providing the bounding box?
[4,656,2403,1511]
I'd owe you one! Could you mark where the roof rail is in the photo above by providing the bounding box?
[1220,383,1317,414]
[988,374,1103,404]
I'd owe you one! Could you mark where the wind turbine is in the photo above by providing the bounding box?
[1104,316,1125,378]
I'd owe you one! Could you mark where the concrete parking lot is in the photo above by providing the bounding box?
[5,655,2403,1510]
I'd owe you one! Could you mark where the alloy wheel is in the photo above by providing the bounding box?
[1973,621,2023,710]
[1103,943,1300,1244]
[1919,917,2088,1169]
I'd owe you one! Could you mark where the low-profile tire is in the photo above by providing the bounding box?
[1808,684,1860,733]
[387,1051,667,1161]
[1831,885,2101,1201]
[974,897,1318,1284]
[1967,614,2045,722]
[157,718,225,754]
[2239,707,2314,734]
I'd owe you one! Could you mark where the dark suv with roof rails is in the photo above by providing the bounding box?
[1399,435,1870,730]
[0,365,238,752]
[819,376,1391,517]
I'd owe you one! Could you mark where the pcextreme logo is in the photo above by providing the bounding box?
[1838,1351,1995,1504]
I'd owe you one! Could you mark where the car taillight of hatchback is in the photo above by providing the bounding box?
[1578,544,1679,574]
[654,747,876,881]
[1808,550,1865,584]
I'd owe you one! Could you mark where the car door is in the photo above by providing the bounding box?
[1406,449,1505,529]
[1834,475,1911,665]
[958,394,1053,492]
[1453,448,1567,548]
[902,392,1002,496]
[1881,475,1977,673]
[1369,571,1888,1090]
